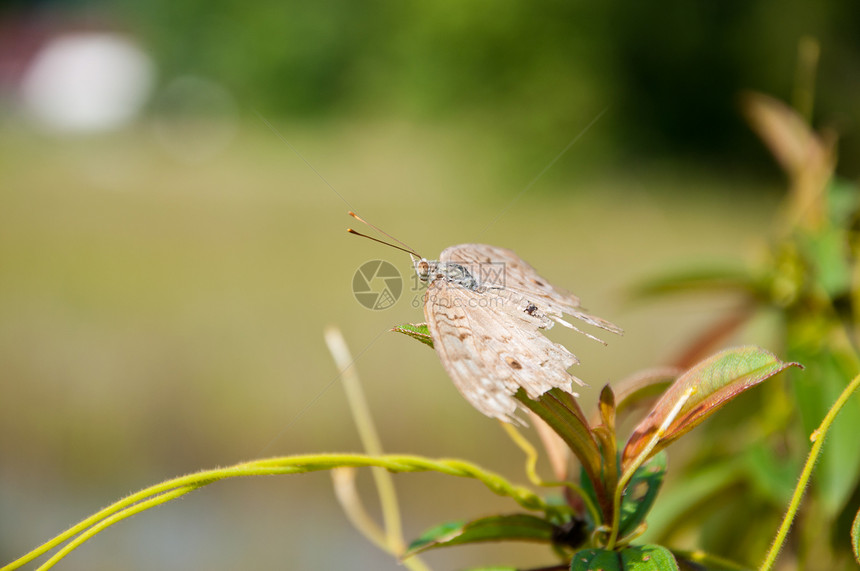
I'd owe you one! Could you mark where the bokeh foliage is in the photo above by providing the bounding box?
[108,0,860,174]
[633,91,860,569]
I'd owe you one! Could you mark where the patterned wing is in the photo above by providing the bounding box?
[440,243,622,337]
[424,278,582,424]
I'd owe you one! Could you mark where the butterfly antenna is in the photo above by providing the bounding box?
[348,211,420,257]
[347,229,419,257]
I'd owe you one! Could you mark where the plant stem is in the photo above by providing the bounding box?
[325,328,406,553]
[2,454,547,571]
[606,388,693,550]
[759,372,860,571]
[35,487,197,571]
[501,422,598,524]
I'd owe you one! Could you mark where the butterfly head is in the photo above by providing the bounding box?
[414,258,434,283]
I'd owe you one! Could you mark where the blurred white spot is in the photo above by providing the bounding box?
[20,33,155,133]
[151,75,238,163]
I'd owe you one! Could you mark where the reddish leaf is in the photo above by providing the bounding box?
[610,367,680,423]
[740,91,824,180]
[622,346,800,468]
[598,384,617,434]
[595,385,619,497]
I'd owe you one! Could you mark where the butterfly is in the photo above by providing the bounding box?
[349,213,622,424]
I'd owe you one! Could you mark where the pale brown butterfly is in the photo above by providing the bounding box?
[348,212,622,424]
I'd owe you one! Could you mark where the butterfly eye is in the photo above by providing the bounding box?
[418,260,430,275]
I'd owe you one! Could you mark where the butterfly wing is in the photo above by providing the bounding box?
[440,243,622,337]
[424,278,581,424]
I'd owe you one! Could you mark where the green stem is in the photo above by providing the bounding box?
[759,372,860,571]
[2,454,546,571]
[501,421,598,524]
[515,389,607,518]
[325,328,406,553]
[35,486,198,571]
[606,387,693,550]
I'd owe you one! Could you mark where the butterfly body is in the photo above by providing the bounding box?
[417,243,621,424]
[415,259,483,291]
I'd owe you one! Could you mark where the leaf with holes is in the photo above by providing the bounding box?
[618,452,667,538]
[571,545,679,570]
[579,452,666,535]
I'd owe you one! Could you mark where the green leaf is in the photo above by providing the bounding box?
[571,548,621,570]
[636,460,743,543]
[571,545,679,570]
[797,227,852,297]
[391,322,433,348]
[579,452,666,538]
[827,178,860,228]
[630,266,755,300]
[671,549,753,570]
[405,514,556,557]
[618,452,667,538]
[407,520,466,553]
[620,545,680,570]
[743,441,798,506]
[852,507,860,565]
[622,346,800,467]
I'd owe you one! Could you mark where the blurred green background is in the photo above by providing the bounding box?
[0,1,857,569]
